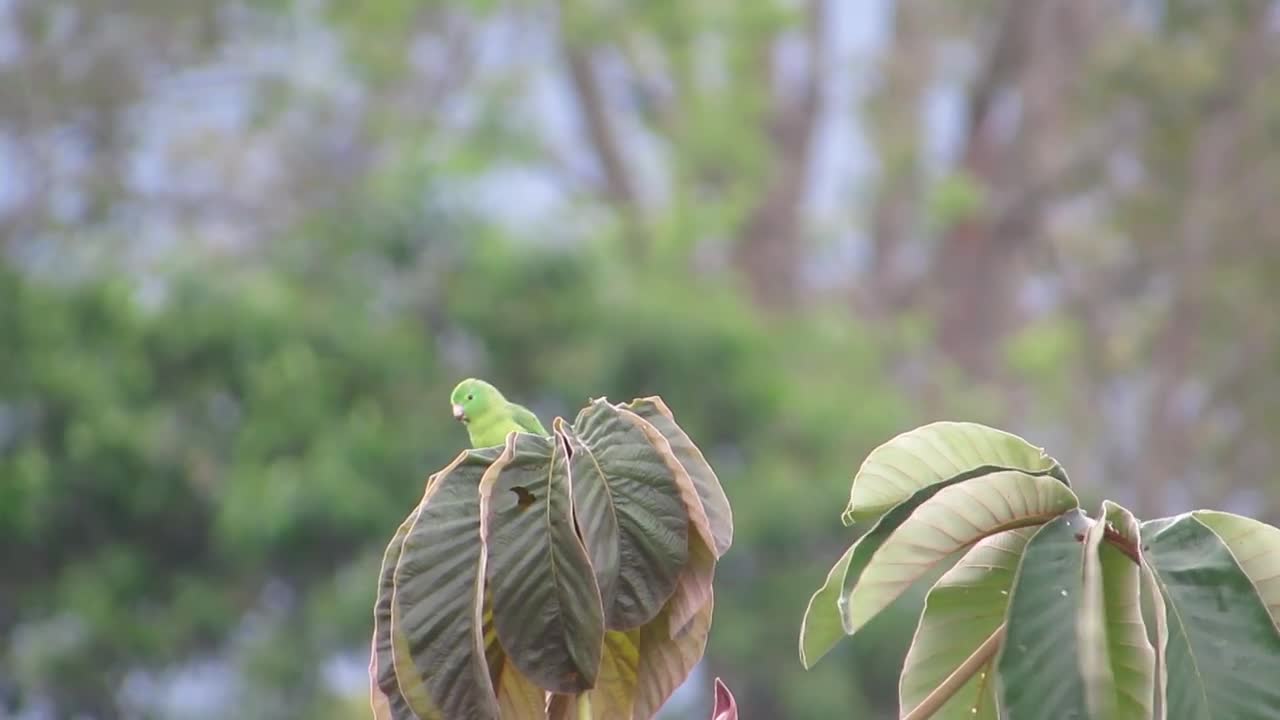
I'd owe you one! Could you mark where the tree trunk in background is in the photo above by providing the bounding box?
[732,0,827,309]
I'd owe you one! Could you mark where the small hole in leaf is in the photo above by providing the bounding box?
[510,485,536,509]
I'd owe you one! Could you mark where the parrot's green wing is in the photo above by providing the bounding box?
[509,403,548,435]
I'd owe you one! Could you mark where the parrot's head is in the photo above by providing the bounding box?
[449,378,504,426]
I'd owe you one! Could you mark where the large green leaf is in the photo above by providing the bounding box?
[1142,513,1280,719]
[480,432,605,694]
[562,417,622,618]
[842,421,1065,526]
[996,510,1090,718]
[625,396,733,557]
[566,399,689,630]
[898,528,1034,720]
[842,470,1078,635]
[392,448,502,720]
[1192,510,1280,624]
[615,406,717,637]
[1080,501,1153,720]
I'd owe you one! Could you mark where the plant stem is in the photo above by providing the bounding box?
[577,692,591,720]
[903,622,1006,720]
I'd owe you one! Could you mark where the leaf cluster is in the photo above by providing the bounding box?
[371,398,733,720]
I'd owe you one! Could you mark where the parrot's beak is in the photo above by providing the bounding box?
[452,403,466,422]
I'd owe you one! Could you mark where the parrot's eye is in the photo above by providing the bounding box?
[466,393,473,401]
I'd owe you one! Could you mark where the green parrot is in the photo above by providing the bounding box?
[449,378,548,448]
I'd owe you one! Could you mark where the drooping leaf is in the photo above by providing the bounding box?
[842,421,1066,526]
[614,407,717,637]
[799,540,857,670]
[800,465,1072,669]
[1080,501,1153,720]
[1142,562,1169,720]
[371,510,418,720]
[549,596,713,720]
[1191,510,1280,624]
[632,595,714,719]
[560,418,622,622]
[369,633,395,720]
[566,399,689,630]
[842,470,1078,635]
[996,510,1091,718]
[392,448,503,720]
[626,396,734,557]
[667,530,715,639]
[480,432,605,694]
[1141,514,1280,718]
[899,528,1034,720]
[547,629,641,720]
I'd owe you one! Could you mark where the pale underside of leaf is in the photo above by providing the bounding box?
[1081,507,1116,720]
[480,432,605,694]
[546,595,712,720]
[843,470,1078,634]
[843,421,1062,526]
[798,539,857,670]
[899,527,1033,720]
[1142,561,1169,720]
[996,510,1091,718]
[1089,501,1154,720]
[1142,514,1280,719]
[547,628,641,720]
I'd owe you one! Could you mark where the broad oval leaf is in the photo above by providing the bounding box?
[625,397,734,557]
[800,465,1027,669]
[1080,501,1153,720]
[899,527,1035,720]
[1141,513,1280,719]
[392,449,502,720]
[843,421,1064,526]
[480,432,605,694]
[615,407,717,637]
[566,399,689,630]
[842,470,1078,635]
[996,510,1091,718]
[1191,510,1280,625]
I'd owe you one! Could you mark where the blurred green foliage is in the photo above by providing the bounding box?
[1,219,910,717]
